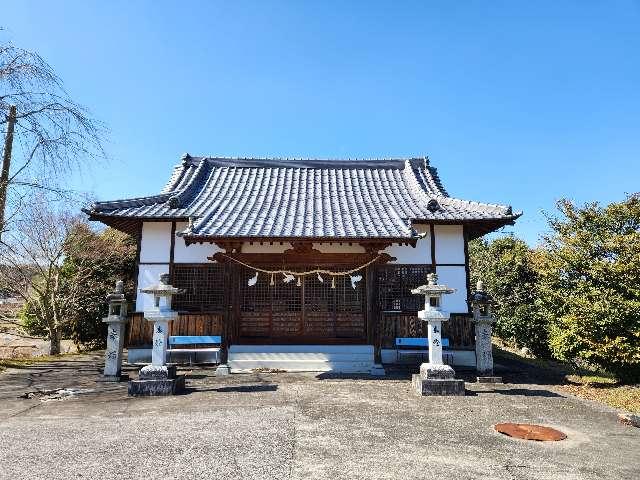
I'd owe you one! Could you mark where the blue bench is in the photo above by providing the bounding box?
[395,337,453,364]
[167,335,222,364]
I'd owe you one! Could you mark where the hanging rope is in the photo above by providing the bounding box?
[219,253,381,277]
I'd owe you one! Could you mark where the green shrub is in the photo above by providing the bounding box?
[538,196,640,383]
[60,225,137,349]
[469,236,550,357]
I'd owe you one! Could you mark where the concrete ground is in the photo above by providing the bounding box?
[0,354,639,480]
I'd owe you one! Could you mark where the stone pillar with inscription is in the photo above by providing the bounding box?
[99,280,128,382]
[410,273,465,396]
[470,280,502,383]
[128,274,186,396]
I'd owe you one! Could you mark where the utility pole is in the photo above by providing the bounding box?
[0,105,17,240]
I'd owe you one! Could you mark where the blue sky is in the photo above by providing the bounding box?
[3,1,640,245]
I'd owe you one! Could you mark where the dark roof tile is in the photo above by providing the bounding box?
[86,156,521,240]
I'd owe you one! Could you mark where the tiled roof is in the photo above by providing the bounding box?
[86,155,521,240]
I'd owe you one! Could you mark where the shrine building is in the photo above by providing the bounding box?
[86,155,520,374]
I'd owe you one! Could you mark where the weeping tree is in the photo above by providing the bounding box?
[0,198,135,355]
[0,199,83,354]
[0,37,105,238]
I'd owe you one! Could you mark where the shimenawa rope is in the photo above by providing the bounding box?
[219,253,381,277]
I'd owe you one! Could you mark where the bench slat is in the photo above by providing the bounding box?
[169,335,221,345]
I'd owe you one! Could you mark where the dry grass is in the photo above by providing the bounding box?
[0,352,84,372]
[494,341,640,414]
[560,377,640,413]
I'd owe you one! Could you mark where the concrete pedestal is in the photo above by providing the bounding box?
[128,365,185,396]
[413,363,465,396]
[215,364,231,376]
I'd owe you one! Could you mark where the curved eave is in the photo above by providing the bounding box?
[440,213,523,240]
[83,210,188,236]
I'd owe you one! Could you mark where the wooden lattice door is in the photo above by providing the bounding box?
[238,266,365,343]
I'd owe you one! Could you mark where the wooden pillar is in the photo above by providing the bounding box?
[132,222,143,312]
[463,225,472,314]
[168,221,176,283]
[365,264,381,363]
[429,224,436,273]
[220,262,233,364]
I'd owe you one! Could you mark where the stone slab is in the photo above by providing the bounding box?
[412,373,466,396]
[477,376,503,384]
[128,375,185,396]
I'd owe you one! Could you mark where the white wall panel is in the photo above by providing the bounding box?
[387,225,431,264]
[436,265,468,313]
[434,225,465,264]
[139,222,172,263]
[174,222,221,262]
[136,264,169,311]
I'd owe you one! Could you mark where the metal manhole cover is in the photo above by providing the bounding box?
[494,423,567,441]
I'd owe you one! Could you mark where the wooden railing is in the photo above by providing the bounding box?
[378,312,474,350]
[126,312,223,347]
[126,311,475,350]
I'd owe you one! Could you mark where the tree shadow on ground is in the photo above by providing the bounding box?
[465,388,563,398]
[492,347,570,387]
[210,384,278,393]
[179,384,278,395]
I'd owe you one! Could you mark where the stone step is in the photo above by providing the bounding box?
[227,344,376,373]
[228,359,376,373]
[229,344,373,354]
[228,352,373,362]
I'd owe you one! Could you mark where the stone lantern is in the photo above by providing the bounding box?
[99,280,128,381]
[470,280,502,383]
[128,273,185,396]
[410,273,465,396]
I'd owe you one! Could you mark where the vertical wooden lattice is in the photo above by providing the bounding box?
[171,264,225,312]
[376,264,433,312]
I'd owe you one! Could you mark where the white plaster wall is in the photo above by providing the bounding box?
[139,222,172,263]
[434,225,465,264]
[436,265,468,313]
[136,264,169,311]
[174,222,221,262]
[314,243,366,253]
[386,224,430,264]
[242,242,293,253]
[386,240,430,264]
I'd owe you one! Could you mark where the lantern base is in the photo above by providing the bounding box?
[413,363,465,396]
[413,374,465,396]
[128,364,185,396]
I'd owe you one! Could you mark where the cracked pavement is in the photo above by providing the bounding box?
[0,353,639,479]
